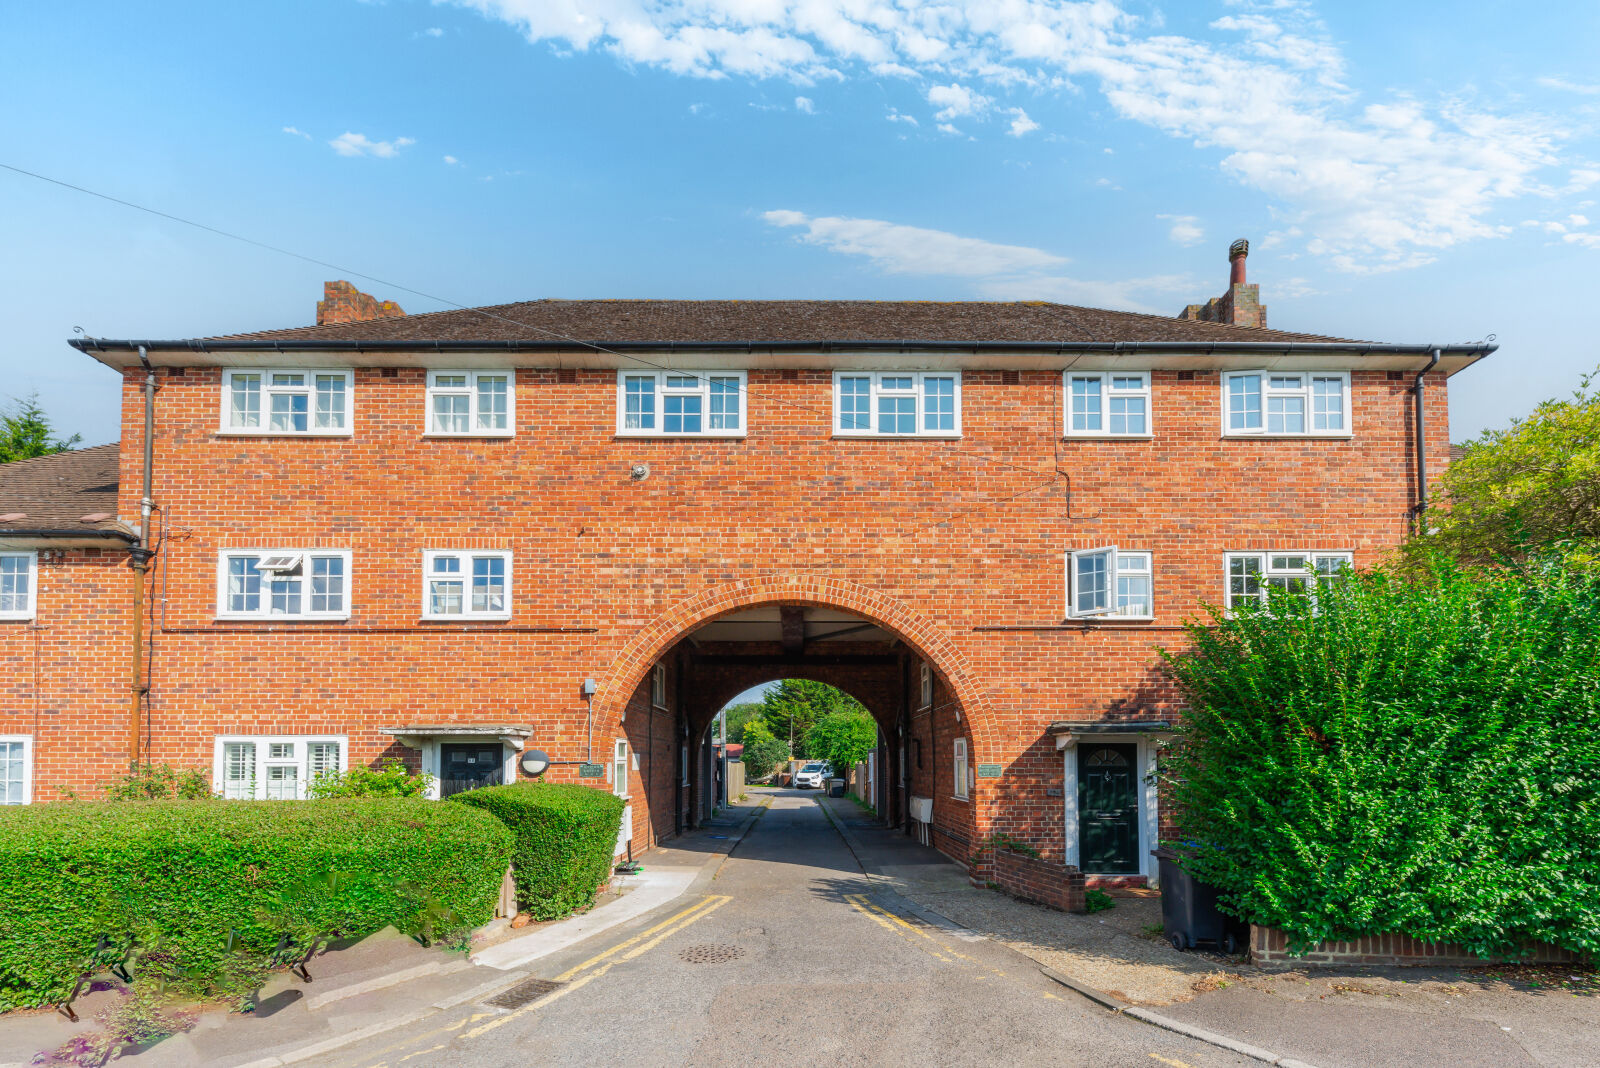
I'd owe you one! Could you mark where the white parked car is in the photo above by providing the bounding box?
[792,762,830,789]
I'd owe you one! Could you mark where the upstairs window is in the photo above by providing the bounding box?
[834,372,961,437]
[423,550,511,620]
[919,662,933,708]
[613,739,630,798]
[953,737,969,800]
[216,735,345,800]
[1226,552,1352,610]
[1223,371,1349,436]
[0,552,37,621]
[652,663,668,708]
[427,371,513,436]
[218,550,351,620]
[1066,372,1150,436]
[223,370,350,435]
[1067,547,1154,619]
[617,371,745,436]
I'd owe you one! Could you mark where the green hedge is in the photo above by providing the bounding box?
[0,798,512,1010]
[452,783,623,921]
[1161,556,1600,959]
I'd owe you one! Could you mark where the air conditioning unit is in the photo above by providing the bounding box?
[909,795,933,824]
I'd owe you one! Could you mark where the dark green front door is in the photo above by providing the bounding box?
[1078,744,1139,874]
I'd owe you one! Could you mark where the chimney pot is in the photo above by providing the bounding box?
[1229,238,1249,285]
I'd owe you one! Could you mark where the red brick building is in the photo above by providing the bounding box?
[1,250,1492,900]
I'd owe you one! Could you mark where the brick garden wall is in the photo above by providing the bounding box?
[4,364,1444,873]
[1251,926,1583,968]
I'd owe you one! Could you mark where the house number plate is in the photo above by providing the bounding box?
[578,763,605,778]
[976,763,1002,778]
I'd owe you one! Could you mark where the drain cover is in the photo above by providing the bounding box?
[486,977,565,1010]
[679,943,745,964]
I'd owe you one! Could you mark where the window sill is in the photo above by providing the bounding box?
[1066,615,1156,623]
[418,616,514,623]
[613,432,746,440]
[421,432,516,440]
[831,433,963,440]
[214,615,352,623]
[214,430,353,438]
[0,615,36,623]
[952,794,970,802]
[1062,434,1155,441]
[1220,432,1353,440]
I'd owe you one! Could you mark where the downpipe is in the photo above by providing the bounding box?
[1412,349,1440,533]
[129,347,157,767]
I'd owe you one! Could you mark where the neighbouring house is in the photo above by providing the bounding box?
[0,244,1491,900]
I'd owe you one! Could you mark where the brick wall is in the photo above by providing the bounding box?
[978,845,1087,913]
[1251,925,1583,967]
[3,363,1443,871]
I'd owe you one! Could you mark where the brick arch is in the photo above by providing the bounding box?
[595,575,998,758]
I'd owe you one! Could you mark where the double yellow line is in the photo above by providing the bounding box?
[842,894,1007,978]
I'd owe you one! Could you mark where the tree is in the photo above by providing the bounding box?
[0,394,81,463]
[803,709,878,791]
[718,702,764,743]
[761,679,868,757]
[1410,371,1600,568]
[738,719,790,781]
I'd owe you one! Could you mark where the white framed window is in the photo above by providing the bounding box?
[1066,372,1151,436]
[833,372,962,437]
[0,552,38,621]
[1067,547,1154,619]
[680,743,689,786]
[953,737,969,800]
[217,550,352,620]
[214,735,345,800]
[613,739,630,798]
[1225,551,1353,611]
[0,736,33,805]
[425,370,514,436]
[652,663,668,709]
[1222,371,1350,436]
[421,550,511,620]
[616,371,745,437]
[919,662,933,709]
[221,369,351,435]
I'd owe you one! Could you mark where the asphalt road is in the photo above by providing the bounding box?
[319,793,1254,1067]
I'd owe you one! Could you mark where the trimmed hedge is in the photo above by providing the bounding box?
[0,799,512,1010]
[452,783,623,921]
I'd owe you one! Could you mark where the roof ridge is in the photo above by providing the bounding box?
[0,442,119,471]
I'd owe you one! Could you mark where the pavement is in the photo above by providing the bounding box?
[4,790,1594,1067]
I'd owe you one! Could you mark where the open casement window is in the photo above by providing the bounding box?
[616,371,745,436]
[422,550,511,620]
[1066,372,1151,436]
[919,662,933,709]
[953,738,970,800]
[1067,547,1154,619]
[613,739,630,798]
[216,736,345,800]
[1223,371,1349,436]
[1226,552,1353,611]
[218,550,351,620]
[0,552,37,621]
[426,371,513,436]
[222,370,351,435]
[0,736,33,805]
[833,372,962,437]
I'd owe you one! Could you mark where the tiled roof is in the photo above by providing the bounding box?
[0,444,129,538]
[206,299,1359,346]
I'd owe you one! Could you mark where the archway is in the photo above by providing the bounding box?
[594,578,996,865]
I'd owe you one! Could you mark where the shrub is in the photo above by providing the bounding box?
[452,783,623,921]
[307,758,432,798]
[63,763,214,802]
[1160,555,1600,959]
[0,799,512,1010]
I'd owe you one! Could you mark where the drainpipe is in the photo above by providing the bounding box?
[1412,349,1440,531]
[128,347,157,767]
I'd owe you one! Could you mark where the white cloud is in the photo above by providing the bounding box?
[448,0,1571,273]
[1570,214,1590,227]
[1539,76,1600,95]
[927,82,990,121]
[937,122,962,136]
[282,126,311,140]
[763,210,1065,277]
[1157,214,1205,246]
[1006,108,1040,137]
[423,26,444,37]
[795,95,815,113]
[329,132,416,158]
[886,107,918,126]
[443,155,460,164]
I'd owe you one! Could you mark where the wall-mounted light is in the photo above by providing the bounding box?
[519,749,551,777]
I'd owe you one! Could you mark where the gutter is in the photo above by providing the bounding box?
[68,338,1499,357]
[0,528,136,541]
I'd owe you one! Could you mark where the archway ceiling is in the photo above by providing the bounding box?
[689,606,894,646]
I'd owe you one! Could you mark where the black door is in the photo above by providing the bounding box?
[439,744,505,798]
[1078,744,1139,874]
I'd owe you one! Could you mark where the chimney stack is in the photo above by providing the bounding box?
[1178,239,1266,328]
[316,280,405,327]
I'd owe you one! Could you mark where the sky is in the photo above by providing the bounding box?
[3,1,1598,446]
